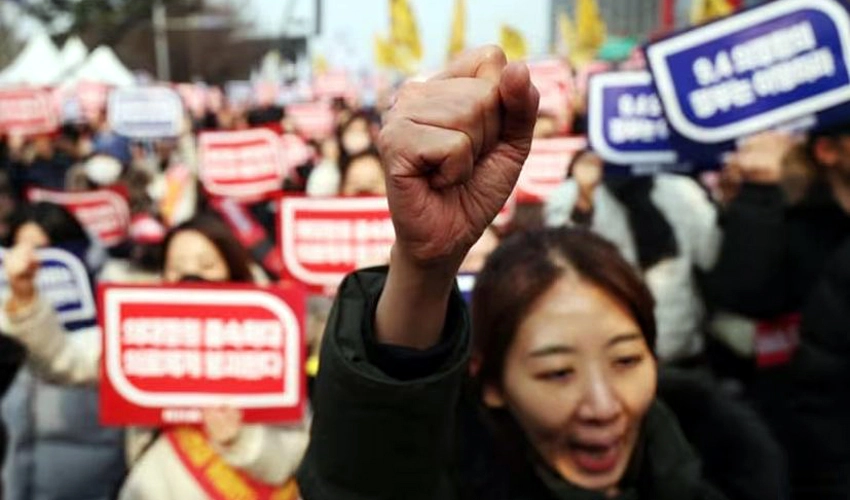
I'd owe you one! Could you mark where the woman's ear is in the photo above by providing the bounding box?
[482,382,506,409]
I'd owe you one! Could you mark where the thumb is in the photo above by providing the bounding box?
[498,62,540,161]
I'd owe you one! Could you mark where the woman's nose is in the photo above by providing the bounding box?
[576,368,622,424]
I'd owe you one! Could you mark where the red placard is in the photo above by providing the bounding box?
[99,283,306,426]
[280,133,314,175]
[755,313,801,368]
[27,188,130,247]
[516,137,587,203]
[285,101,335,139]
[0,88,59,136]
[528,59,574,132]
[279,196,394,290]
[198,128,285,201]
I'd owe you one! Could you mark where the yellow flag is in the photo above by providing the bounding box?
[447,0,466,61]
[556,9,575,57]
[312,53,329,75]
[390,0,423,62]
[374,34,416,74]
[573,0,607,66]
[691,0,735,25]
[374,34,396,68]
[500,25,528,62]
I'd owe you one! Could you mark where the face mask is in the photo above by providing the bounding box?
[342,132,371,156]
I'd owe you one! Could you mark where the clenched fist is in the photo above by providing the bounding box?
[375,46,539,349]
[379,46,539,267]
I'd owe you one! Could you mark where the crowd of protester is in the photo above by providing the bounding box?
[0,42,849,500]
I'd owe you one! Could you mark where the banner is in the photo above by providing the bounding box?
[285,102,335,139]
[516,137,587,203]
[108,86,184,139]
[27,188,130,247]
[279,197,394,289]
[198,129,285,200]
[528,59,574,132]
[0,88,59,136]
[0,248,95,325]
[646,0,850,157]
[588,71,678,167]
[99,283,306,426]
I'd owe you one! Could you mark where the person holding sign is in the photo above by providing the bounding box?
[703,127,850,500]
[0,202,124,500]
[545,150,722,366]
[1,214,309,500]
[297,46,779,500]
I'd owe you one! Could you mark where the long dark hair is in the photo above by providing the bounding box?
[466,227,657,488]
[161,213,254,283]
[6,202,89,247]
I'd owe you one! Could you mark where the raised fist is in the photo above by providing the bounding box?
[379,46,539,267]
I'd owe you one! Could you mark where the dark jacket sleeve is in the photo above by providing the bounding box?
[703,184,789,318]
[297,267,470,500]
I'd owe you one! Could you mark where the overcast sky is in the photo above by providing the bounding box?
[239,0,552,71]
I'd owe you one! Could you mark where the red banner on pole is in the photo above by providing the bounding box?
[516,137,587,203]
[27,188,130,247]
[278,196,394,290]
[99,283,306,426]
[0,88,59,136]
[198,129,285,201]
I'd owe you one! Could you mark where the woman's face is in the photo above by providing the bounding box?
[341,156,386,196]
[485,275,656,495]
[340,118,371,155]
[163,230,230,283]
[15,222,50,247]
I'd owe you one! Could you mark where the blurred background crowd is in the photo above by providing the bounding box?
[1,0,849,499]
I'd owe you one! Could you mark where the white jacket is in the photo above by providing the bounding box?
[0,297,310,500]
[545,175,722,362]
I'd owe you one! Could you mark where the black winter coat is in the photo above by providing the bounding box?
[298,269,783,500]
[704,182,850,499]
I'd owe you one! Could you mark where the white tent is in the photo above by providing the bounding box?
[0,33,62,86]
[58,37,89,76]
[62,46,135,87]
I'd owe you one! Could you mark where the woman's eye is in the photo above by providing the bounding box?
[613,355,644,369]
[537,368,575,382]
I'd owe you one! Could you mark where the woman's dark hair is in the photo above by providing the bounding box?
[6,202,89,247]
[565,148,595,179]
[161,213,254,283]
[338,147,382,194]
[472,227,656,390]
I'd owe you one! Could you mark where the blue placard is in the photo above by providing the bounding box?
[0,248,96,326]
[588,71,678,167]
[108,86,184,139]
[647,0,850,150]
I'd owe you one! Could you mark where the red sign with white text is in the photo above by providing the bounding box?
[0,88,59,136]
[99,284,306,426]
[27,188,130,247]
[279,197,394,290]
[198,129,285,200]
[285,102,335,139]
[516,137,587,203]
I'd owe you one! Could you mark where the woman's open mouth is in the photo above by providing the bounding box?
[568,438,623,474]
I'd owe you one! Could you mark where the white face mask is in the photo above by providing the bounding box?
[342,132,371,156]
